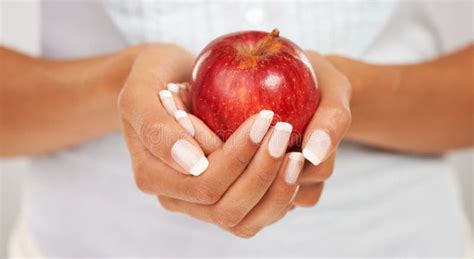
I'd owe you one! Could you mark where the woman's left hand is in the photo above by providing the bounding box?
[291,50,352,208]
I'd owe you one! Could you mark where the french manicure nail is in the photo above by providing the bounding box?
[250,110,274,144]
[159,90,177,115]
[268,122,293,158]
[171,139,208,176]
[302,130,331,166]
[174,110,195,136]
[167,83,180,93]
[284,152,305,184]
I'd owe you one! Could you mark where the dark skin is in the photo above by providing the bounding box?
[1,43,472,237]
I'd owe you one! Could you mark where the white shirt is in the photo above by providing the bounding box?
[24,0,472,257]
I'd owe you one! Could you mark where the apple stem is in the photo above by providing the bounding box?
[270,28,280,38]
[253,28,280,56]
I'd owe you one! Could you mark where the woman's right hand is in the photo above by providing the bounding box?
[118,44,303,237]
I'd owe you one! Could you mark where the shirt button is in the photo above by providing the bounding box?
[245,7,264,26]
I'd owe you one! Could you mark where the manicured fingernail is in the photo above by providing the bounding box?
[171,139,208,176]
[174,110,195,136]
[268,122,292,158]
[167,83,180,93]
[284,152,305,184]
[303,130,331,166]
[250,110,274,144]
[159,90,177,115]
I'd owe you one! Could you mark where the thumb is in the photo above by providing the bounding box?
[302,51,352,166]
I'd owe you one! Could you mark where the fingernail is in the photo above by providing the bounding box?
[171,139,208,176]
[302,130,331,166]
[268,122,292,158]
[174,110,195,136]
[159,90,177,115]
[284,152,305,184]
[250,110,274,144]
[167,83,180,93]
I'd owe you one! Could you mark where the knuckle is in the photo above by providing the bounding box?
[341,107,352,129]
[318,169,333,181]
[134,170,152,194]
[297,200,316,208]
[269,185,294,207]
[233,154,250,169]
[305,162,334,182]
[117,87,132,115]
[332,106,351,124]
[307,195,321,207]
[232,227,260,239]
[272,191,293,207]
[340,73,351,89]
[304,187,324,207]
[210,207,244,228]
[326,106,352,132]
[227,156,248,173]
[301,155,335,183]
[132,157,151,193]
[223,146,251,173]
[341,75,352,97]
[191,183,221,205]
[132,156,145,175]
[157,196,175,212]
[320,162,335,180]
[255,170,275,187]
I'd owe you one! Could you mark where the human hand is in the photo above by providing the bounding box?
[291,51,352,208]
[159,50,351,235]
[119,44,305,238]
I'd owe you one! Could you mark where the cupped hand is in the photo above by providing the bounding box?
[118,44,304,238]
[290,51,352,208]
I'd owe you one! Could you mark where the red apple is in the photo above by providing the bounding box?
[190,28,320,147]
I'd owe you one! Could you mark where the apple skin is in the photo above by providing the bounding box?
[190,29,320,147]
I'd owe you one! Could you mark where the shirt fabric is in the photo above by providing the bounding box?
[24,0,472,257]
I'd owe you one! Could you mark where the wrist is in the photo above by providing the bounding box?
[45,45,145,129]
[325,55,369,107]
[49,44,145,95]
[89,45,147,125]
[326,55,402,139]
[96,44,147,95]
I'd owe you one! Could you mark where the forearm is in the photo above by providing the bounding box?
[0,46,140,156]
[330,44,473,154]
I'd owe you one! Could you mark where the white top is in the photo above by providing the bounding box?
[25,0,472,257]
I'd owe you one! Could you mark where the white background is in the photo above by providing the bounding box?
[0,0,472,257]
[1,1,40,256]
